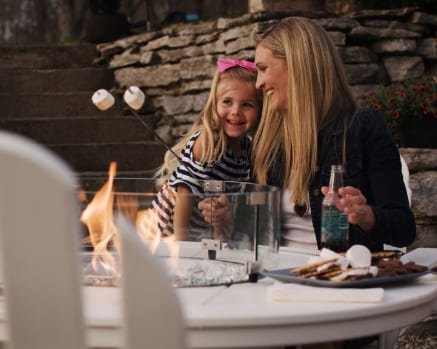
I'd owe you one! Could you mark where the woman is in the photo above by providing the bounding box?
[252,16,415,252]
[200,18,416,349]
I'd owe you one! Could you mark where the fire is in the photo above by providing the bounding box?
[80,162,118,273]
[80,162,179,280]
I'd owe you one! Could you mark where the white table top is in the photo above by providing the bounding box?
[80,248,437,349]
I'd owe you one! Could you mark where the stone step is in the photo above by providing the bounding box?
[0,44,99,69]
[0,44,167,176]
[0,116,158,144]
[48,142,167,173]
[0,92,124,117]
[0,68,115,93]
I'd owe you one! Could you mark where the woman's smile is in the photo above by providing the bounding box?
[255,44,288,112]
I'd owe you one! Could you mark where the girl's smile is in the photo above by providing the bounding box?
[217,79,259,140]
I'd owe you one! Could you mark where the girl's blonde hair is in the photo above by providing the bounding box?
[253,17,356,206]
[156,65,262,187]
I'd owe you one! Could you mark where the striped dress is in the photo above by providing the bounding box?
[152,130,251,238]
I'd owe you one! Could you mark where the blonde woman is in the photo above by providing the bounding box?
[251,14,417,349]
[153,59,262,240]
[253,16,415,253]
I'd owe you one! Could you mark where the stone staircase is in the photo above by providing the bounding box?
[0,44,165,177]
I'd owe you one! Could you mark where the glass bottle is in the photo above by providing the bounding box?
[320,165,349,252]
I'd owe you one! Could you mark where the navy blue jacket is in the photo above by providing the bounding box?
[267,108,416,252]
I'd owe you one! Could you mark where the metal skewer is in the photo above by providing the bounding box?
[126,108,182,163]
[91,88,182,163]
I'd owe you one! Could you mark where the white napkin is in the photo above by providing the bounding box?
[401,248,437,267]
[267,282,384,303]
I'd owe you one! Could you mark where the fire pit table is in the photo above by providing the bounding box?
[0,131,435,349]
[71,175,437,348]
[0,247,435,348]
[78,246,437,349]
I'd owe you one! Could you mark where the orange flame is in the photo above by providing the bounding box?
[80,162,118,273]
[80,162,180,279]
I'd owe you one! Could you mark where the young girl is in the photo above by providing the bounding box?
[152,59,262,240]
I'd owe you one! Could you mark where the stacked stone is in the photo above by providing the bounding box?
[96,8,436,144]
[400,148,437,249]
[95,9,436,248]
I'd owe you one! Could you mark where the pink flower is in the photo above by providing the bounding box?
[358,76,435,142]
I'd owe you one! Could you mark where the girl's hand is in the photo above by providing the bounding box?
[198,195,233,239]
[321,186,375,232]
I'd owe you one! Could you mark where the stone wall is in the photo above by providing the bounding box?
[400,148,437,249]
[96,8,436,144]
[95,8,437,248]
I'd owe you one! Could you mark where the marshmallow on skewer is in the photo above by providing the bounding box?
[92,89,115,111]
[124,86,145,110]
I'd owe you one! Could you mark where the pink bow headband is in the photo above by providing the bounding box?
[217,59,257,73]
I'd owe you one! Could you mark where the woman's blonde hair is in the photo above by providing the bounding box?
[253,17,356,206]
[156,65,262,187]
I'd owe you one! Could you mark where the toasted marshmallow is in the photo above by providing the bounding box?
[124,86,145,110]
[92,89,115,111]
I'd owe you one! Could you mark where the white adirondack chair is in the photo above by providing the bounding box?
[0,131,185,349]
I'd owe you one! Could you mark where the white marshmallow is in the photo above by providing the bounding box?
[319,248,349,270]
[330,267,372,282]
[346,244,372,268]
[320,248,343,261]
[91,89,115,111]
[369,266,378,276]
[124,86,145,110]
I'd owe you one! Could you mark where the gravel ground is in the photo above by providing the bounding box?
[394,311,437,349]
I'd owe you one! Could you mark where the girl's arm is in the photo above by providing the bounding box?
[198,195,234,240]
[172,131,203,240]
[173,186,194,241]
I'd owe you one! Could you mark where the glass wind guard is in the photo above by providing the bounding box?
[78,178,280,287]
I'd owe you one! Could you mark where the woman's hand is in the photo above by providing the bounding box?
[198,195,234,240]
[321,186,375,232]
